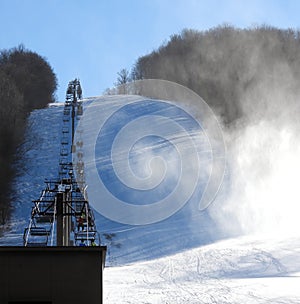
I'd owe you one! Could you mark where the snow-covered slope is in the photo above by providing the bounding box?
[0,104,63,245]
[104,236,300,303]
[1,96,300,303]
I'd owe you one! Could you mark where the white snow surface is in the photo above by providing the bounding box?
[104,236,300,304]
[1,96,300,303]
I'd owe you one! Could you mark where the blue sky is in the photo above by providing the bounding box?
[1,0,300,101]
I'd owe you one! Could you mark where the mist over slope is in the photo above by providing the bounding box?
[131,25,300,238]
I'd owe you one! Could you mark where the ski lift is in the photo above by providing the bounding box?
[61,136,69,145]
[23,79,101,248]
[60,148,68,156]
[77,82,82,99]
[23,227,49,246]
[77,151,83,159]
[76,140,83,148]
[77,103,83,116]
[63,115,70,122]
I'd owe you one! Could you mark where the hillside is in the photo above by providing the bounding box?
[1,95,300,303]
[0,95,226,263]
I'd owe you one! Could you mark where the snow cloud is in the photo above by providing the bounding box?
[209,46,300,237]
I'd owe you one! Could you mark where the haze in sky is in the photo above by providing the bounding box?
[1,0,300,101]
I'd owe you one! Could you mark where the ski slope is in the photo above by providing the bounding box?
[1,96,300,303]
[104,236,300,303]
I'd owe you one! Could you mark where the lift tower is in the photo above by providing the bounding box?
[23,79,100,248]
[56,79,82,246]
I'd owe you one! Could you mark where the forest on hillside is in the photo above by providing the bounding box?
[111,25,300,126]
[0,45,57,225]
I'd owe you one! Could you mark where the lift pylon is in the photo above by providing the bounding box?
[23,80,100,247]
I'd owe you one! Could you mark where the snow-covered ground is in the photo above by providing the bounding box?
[104,236,300,304]
[1,96,300,303]
[0,104,62,245]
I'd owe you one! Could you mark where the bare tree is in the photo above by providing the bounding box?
[116,68,130,94]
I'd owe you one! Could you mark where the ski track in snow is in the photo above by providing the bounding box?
[0,97,300,303]
[104,236,300,303]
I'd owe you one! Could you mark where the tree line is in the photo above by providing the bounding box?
[0,45,57,225]
[110,25,300,125]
